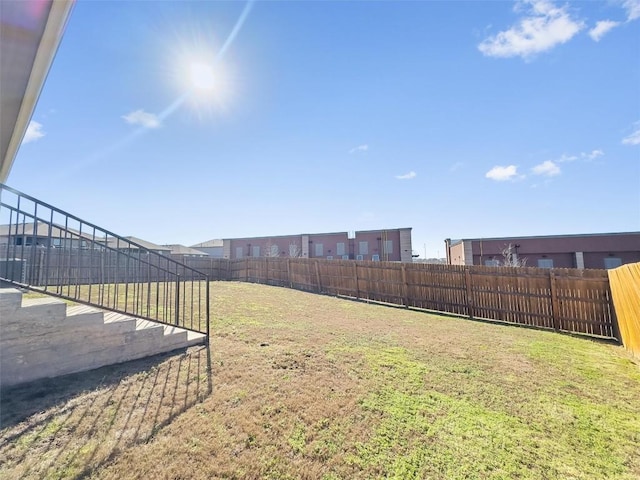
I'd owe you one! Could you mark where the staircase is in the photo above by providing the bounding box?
[0,288,206,387]
[0,183,210,388]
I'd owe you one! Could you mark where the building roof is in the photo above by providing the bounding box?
[191,239,223,248]
[0,222,94,240]
[355,227,412,234]
[196,228,414,245]
[103,236,172,252]
[448,231,640,246]
[163,244,209,256]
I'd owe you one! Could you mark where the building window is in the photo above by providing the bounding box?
[383,240,393,254]
[604,257,622,269]
[484,259,500,266]
[372,254,380,261]
[356,254,363,261]
[52,238,62,248]
[537,258,554,268]
[342,255,349,260]
[315,243,323,257]
[359,241,368,255]
[235,247,243,258]
[337,242,346,256]
[253,245,261,257]
[326,255,333,260]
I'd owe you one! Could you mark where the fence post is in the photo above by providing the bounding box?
[287,258,292,288]
[550,270,560,331]
[401,263,410,308]
[606,278,621,343]
[353,262,360,300]
[175,276,180,326]
[315,260,322,294]
[37,249,44,286]
[465,267,474,319]
[205,277,210,341]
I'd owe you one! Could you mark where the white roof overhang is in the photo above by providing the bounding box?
[0,0,74,182]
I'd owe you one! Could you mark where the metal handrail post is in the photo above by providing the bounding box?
[206,277,210,342]
[175,276,180,326]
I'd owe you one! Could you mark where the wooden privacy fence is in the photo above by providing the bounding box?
[6,248,618,341]
[181,257,618,340]
[608,262,640,357]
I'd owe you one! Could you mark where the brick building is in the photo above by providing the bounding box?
[445,232,640,269]
[194,228,413,262]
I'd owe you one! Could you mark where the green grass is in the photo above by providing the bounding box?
[2,282,639,480]
[337,344,639,479]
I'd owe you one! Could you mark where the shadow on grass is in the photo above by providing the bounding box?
[0,342,212,479]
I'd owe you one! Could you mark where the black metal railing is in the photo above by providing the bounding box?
[0,183,209,338]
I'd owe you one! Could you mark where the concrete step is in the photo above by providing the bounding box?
[1,319,164,358]
[185,330,207,347]
[1,287,208,387]
[1,296,68,329]
[1,302,105,341]
[102,311,139,333]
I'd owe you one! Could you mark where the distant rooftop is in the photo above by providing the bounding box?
[448,231,640,246]
[163,244,209,256]
[0,222,93,240]
[191,239,223,248]
[103,236,171,252]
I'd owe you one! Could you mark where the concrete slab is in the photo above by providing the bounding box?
[1,289,208,387]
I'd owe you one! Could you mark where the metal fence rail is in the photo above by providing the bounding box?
[0,183,209,336]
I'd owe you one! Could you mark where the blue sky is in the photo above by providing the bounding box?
[12,0,640,258]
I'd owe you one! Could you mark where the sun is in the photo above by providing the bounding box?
[188,61,216,92]
[169,49,235,116]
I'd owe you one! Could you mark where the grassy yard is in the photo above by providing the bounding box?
[1,281,639,479]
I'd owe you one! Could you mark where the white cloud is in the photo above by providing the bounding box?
[532,160,561,176]
[122,109,161,128]
[589,20,621,41]
[622,123,640,145]
[395,171,417,180]
[623,0,640,21]
[556,150,603,162]
[485,165,519,181]
[478,0,584,59]
[22,121,45,144]
[557,153,578,162]
[582,149,604,160]
[349,144,368,154]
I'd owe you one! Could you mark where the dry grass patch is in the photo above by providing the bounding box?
[2,281,640,479]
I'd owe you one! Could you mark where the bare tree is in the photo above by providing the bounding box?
[289,243,302,258]
[263,241,280,257]
[501,243,527,267]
